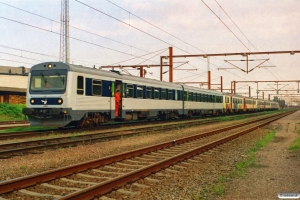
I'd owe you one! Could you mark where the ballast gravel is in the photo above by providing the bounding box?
[0,112,299,200]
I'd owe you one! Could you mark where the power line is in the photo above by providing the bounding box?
[214,0,280,80]
[0,51,45,62]
[0,1,148,53]
[0,58,36,65]
[0,16,161,64]
[76,0,233,80]
[200,0,251,52]
[106,0,207,53]
[0,45,108,66]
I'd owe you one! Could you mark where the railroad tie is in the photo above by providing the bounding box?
[116,162,146,168]
[18,189,62,198]
[116,189,141,196]
[155,172,172,178]
[104,165,133,172]
[165,168,180,173]
[76,173,112,180]
[125,159,153,164]
[135,156,157,161]
[60,177,97,185]
[41,183,81,191]
[99,196,117,200]
[188,159,202,163]
[92,169,125,175]
[173,165,187,170]
[132,183,150,189]
[144,177,161,183]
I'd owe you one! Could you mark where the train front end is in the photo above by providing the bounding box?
[22,62,72,127]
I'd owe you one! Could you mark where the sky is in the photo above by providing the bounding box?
[0,0,299,103]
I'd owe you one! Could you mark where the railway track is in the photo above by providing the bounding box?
[0,117,221,141]
[0,117,223,158]
[0,111,292,199]
[0,120,28,125]
[0,121,30,130]
[0,111,277,140]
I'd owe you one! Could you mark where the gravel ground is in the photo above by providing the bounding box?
[0,111,298,200]
[219,110,300,200]
[0,116,263,181]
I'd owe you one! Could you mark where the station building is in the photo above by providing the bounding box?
[0,66,29,104]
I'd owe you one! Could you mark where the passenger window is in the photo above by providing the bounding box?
[177,90,182,101]
[137,85,143,98]
[92,80,102,96]
[188,92,192,101]
[161,89,166,99]
[193,93,197,102]
[77,76,84,95]
[146,87,152,99]
[126,84,134,98]
[168,89,173,100]
[154,88,160,99]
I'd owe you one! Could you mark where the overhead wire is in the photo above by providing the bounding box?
[107,1,258,84]
[0,16,162,65]
[75,1,225,68]
[0,1,149,53]
[0,58,35,65]
[214,0,280,80]
[106,0,207,54]
[0,45,108,66]
[0,51,45,62]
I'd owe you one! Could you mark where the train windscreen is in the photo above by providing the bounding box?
[29,69,67,94]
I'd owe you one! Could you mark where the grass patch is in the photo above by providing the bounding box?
[288,137,300,151]
[0,126,54,133]
[0,103,26,121]
[190,130,276,199]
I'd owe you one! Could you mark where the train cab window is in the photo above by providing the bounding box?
[146,87,152,99]
[126,84,134,98]
[154,88,160,99]
[168,89,173,100]
[137,85,143,98]
[77,76,84,95]
[92,80,102,96]
[161,89,166,100]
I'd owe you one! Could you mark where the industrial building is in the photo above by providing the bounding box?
[0,66,29,104]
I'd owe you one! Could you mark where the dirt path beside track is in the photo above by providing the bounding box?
[220,111,300,200]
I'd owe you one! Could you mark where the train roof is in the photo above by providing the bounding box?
[30,62,222,95]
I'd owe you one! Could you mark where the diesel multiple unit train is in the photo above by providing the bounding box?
[22,62,279,127]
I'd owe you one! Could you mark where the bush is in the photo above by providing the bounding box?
[0,103,26,121]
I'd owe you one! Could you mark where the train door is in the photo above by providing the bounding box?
[115,80,123,118]
[243,97,246,112]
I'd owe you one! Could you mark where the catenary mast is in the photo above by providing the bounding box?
[59,0,70,63]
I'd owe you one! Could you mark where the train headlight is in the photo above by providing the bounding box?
[30,99,35,104]
[57,98,63,104]
[63,110,67,114]
[48,64,52,68]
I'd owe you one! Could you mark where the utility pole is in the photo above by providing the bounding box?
[59,0,70,63]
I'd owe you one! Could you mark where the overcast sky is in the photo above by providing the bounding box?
[0,0,299,100]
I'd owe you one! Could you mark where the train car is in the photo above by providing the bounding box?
[22,62,224,127]
[22,62,280,128]
[223,94,244,113]
[244,97,255,112]
[183,85,223,116]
